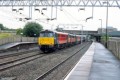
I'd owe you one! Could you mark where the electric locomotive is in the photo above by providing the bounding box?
[38,30,81,53]
[38,30,68,52]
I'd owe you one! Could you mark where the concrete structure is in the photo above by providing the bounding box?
[108,31,120,37]
[98,26,117,34]
[64,42,120,80]
[0,36,37,45]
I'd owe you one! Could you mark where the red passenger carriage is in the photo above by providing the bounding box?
[56,32,68,48]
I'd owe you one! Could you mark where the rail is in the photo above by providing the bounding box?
[35,42,89,80]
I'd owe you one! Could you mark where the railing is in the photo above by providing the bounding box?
[0,36,38,45]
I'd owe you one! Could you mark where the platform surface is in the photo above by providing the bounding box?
[64,42,120,80]
[0,42,36,50]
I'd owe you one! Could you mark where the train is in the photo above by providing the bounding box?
[38,30,83,53]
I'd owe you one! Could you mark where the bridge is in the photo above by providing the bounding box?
[0,0,120,8]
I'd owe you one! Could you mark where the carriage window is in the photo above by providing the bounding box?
[40,32,54,37]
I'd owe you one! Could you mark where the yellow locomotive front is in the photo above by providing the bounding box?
[38,30,55,52]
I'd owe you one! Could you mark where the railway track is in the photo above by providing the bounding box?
[35,43,89,80]
[0,48,39,59]
[0,52,47,71]
[0,42,91,80]
[0,44,77,71]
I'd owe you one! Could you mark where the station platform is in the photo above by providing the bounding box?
[64,42,120,80]
[0,42,36,50]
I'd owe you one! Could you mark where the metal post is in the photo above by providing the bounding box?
[92,5,94,19]
[20,33,23,42]
[21,36,22,42]
[56,6,57,19]
[51,0,53,20]
[29,2,30,19]
[29,0,32,19]
[99,19,102,42]
[81,25,83,44]
[31,6,32,19]
[105,0,108,48]
[99,19,102,34]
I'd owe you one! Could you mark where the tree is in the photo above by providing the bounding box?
[16,28,23,35]
[23,22,43,37]
[0,24,4,30]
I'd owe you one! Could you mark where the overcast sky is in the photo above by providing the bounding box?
[0,6,120,31]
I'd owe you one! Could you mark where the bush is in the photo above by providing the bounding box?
[16,28,23,35]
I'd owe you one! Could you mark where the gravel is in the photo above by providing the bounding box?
[42,42,91,80]
[0,50,40,65]
[0,42,91,80]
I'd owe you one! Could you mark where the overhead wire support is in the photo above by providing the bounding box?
[115,0,120,9]
[0,0,120,8]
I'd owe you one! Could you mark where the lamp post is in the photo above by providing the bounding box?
[99,19,103,42]
[81,25,84,44]
[99,19,102,34]
[103,0,109,48]
[106,0,108,48]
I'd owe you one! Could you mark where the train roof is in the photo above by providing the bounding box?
[76,35,81,37]
[40,30,82,36]
[40,30,69,35]
[55,31,68,35]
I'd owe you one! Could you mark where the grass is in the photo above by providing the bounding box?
[0,33,14,39]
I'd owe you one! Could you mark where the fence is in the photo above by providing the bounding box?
[0,36,38,45]
[107,37,120,60]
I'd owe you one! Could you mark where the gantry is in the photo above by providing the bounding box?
[0,0,120,8]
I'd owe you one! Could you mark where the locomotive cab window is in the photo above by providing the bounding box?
[40,32,54,37]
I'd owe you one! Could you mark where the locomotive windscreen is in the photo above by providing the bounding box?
[40,32,54,37]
